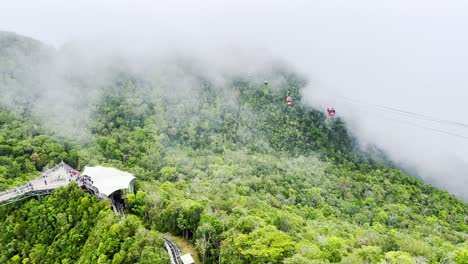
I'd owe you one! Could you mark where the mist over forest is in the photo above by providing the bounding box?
[2,0,468,199]
[0,1,467,263]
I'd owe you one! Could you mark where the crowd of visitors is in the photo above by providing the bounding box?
[0,161,85,198]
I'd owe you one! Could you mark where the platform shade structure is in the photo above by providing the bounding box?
[180,254,195,264]
[81,166,135,197]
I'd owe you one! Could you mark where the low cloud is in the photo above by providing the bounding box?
[1,0,467,199]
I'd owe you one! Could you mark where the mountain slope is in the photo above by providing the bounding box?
[0,32,466,264]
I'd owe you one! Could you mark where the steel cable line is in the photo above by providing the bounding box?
[335,95,468,129]
[340,103,468,140]
[371,114,468,140]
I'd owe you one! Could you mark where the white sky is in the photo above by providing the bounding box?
[1,0,467,199]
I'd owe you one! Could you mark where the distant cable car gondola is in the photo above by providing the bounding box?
[327,106,336,117]
[285,91,293,106]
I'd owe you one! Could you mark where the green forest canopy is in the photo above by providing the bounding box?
[0,31,467,264]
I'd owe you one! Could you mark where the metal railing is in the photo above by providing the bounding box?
[164,237,182,264]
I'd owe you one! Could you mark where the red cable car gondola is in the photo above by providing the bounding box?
[285,96,293,106]
[327,106,336,117]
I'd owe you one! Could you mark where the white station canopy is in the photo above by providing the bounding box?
[180,254,195,264]
[82,166,135,197]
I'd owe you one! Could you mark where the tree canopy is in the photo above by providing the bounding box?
[0,32,466,264]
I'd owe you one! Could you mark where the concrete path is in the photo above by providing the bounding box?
[0,162,81,204]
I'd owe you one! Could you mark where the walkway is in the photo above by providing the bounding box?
[164,237,182,264]
[0,161,81,205]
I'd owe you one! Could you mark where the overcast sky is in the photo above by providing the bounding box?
[1,0,467,199]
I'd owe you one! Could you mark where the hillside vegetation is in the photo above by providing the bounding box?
[0,32,467,264]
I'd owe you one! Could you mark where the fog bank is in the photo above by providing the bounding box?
[1,0,467,199]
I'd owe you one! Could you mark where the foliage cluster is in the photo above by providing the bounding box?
[0,32,467,263]
[0,111,79,190]
[0,184,169,264]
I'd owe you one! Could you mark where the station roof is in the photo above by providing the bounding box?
[180,254,195,264]
[82,166,135,197]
